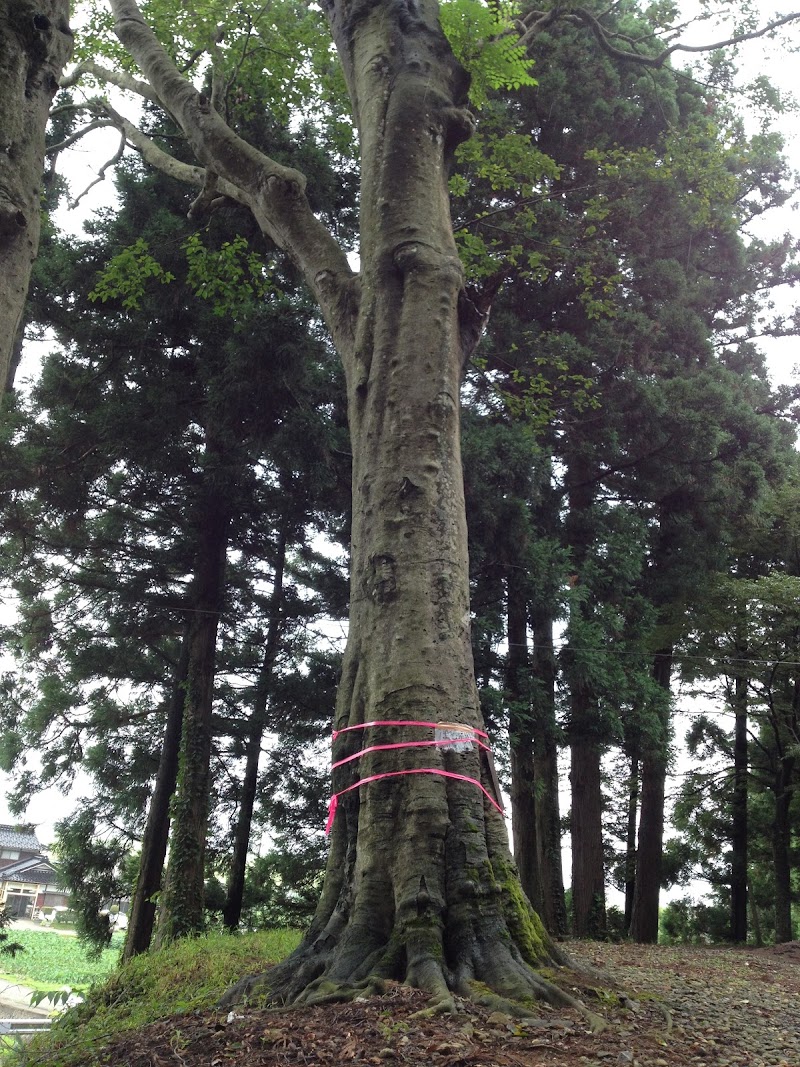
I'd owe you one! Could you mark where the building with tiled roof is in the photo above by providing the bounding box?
[0,825,69,918]
[0,825,41,858]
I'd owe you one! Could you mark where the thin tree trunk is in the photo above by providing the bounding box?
[772,756,795,943]
[531,608,567,936]
[156,446,233,945]
[0,0,72,390]
[623,752,639,934]
[730,669,748,943]
[223,529,287,931]
[629,649,672,943]
[123,630,189,961]
[748,879,763,947]
[507,573,542,914]
[566,461,606,940]
[570,729,606,938]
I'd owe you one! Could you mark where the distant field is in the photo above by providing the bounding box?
[0,930,122,990]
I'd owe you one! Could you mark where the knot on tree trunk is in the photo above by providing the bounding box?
[440,107,475,153]
[393,241,462,284]
[0,195,27,241]
[369,552,397,602]
[265,170,307,198]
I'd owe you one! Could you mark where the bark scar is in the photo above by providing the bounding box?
[369,553,397,602]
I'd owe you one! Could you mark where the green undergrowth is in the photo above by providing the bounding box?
[5,928,302,1067]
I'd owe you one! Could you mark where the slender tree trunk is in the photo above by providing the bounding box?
[623,752,639,934]
[123,630,189,961]
[156,446,233,945]
[223,529,287,931]
[566,461,606,940]
[0,0,72,390]
[772,756,795,943]
[629,649,673,943]
[531,608,567,935]
[730,669,748,943]
[570,728,606,938]
[748,879,763,947]
[507,574,542,914]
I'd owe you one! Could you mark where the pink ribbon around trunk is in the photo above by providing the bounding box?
[325,719,503,834]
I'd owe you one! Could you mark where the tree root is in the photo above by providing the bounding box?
[657,1001,673,1034]
[408,990,458,1018]
[221,928,613,1037]
[294,976,387,1006]
[466,979,607,1034]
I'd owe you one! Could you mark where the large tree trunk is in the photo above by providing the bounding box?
[0,0,72,390]
[234,3,574,1012]
[629,649,672,943]
[123,630,189,962]
[110,0,591,1015]
[222,529,287,932]
[730,668,748,943]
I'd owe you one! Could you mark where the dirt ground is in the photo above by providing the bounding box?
[50,941,800,1067]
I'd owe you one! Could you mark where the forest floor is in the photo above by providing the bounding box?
[75,940,800,1067]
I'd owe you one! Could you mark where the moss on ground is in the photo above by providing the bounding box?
[4,928,301,1067]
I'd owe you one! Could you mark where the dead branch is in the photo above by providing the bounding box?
[68,132,126,209]
[46,117,118,155]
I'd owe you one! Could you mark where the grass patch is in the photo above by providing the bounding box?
[0,931,123,991]
[4,928,301,1067]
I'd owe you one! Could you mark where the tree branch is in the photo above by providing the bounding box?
[107,0,358,361]
[519,6,800,68]
[45,98,251,212]
[69,131,126,209]
[46,118,118,155]
[60,58,161,103]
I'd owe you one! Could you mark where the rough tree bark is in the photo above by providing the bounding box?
[105,0,597,1016]
[0,0,72,390]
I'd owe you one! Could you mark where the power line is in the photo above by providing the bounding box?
[499,640,800,669]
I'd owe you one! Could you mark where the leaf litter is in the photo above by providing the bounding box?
[32,941,800,1067]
